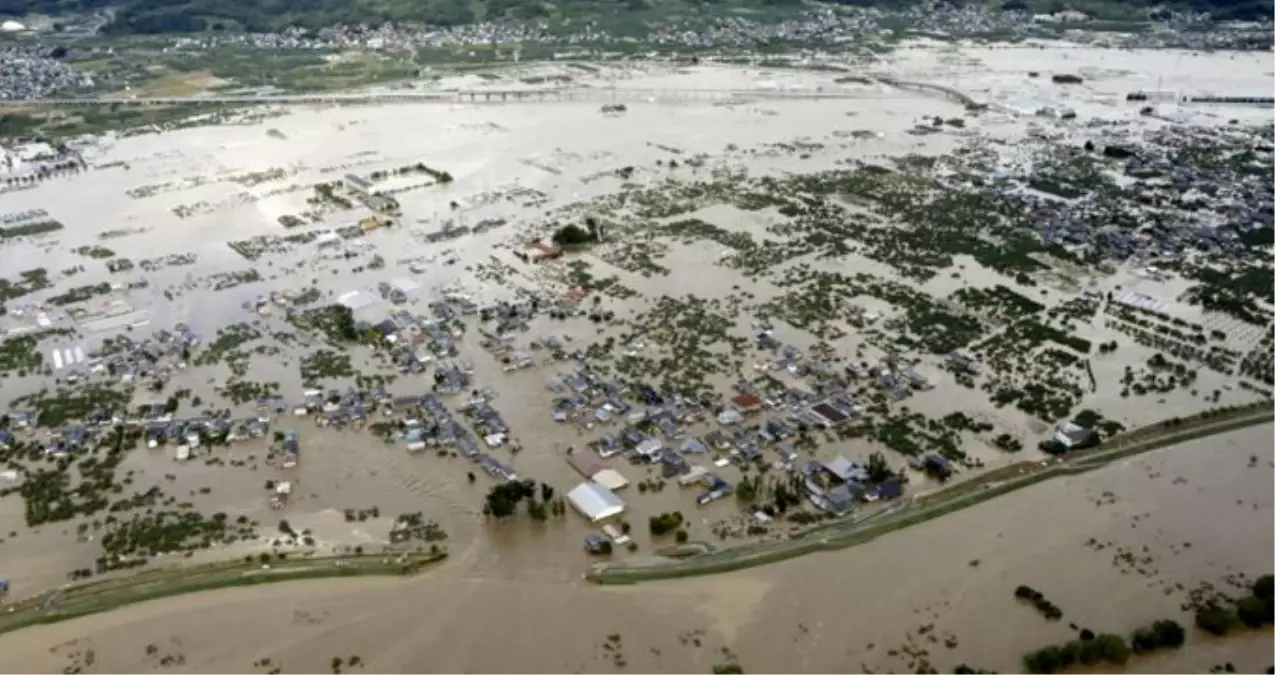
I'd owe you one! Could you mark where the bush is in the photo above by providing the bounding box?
[1196,604,1239,636]
[1236,596,1271,629]
[675,529,689,544]
[648,512,684,536]
[551,223,597,247]
[1132,619,1185,653]
[1023,645,1065,674]
[1254,575,1274,603]
[1092,634,1130,665]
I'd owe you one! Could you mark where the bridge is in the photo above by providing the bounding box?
[1128,91,1274,106]
[2,86,903,109]
[874,77,984,108]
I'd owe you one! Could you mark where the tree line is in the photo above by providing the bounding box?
[1023,573,1273,674]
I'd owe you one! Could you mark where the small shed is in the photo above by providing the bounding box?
[591,468,630,491]
[567,482,626,522]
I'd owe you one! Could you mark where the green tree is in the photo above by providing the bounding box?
[1236,596,1272,628]
[482,480,537,518]
[1254,574,1274,603]
[1150,619,1185,648]
[551,223,597,247]
[1023,645,1064,674]
[1195,604,1238,636]
[1092,634,1129,665]
[648,512,684,536]
[866,451,893,483]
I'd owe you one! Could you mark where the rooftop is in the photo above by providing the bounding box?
[567,481,625,523]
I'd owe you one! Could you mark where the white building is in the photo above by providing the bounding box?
[566,481,625,523]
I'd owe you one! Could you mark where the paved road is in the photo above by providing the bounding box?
[2,86,905,109]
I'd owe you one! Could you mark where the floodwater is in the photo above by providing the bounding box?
[0,423,1268,674]
[1,47,1272,672]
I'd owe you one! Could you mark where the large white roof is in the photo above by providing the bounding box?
[566,481,625,523]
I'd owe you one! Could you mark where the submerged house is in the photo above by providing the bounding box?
[923,454,952,480]
[281,430,301,468]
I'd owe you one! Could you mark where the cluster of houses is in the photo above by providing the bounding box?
[386,392,519,481]
[460,392,512,449]
[354,307,463,374]
[0,413,102,456]
[541,335,993,527]
[0,399,284,463]
[477,301,539,372]
[542,362,913,516]
[288,388,374,428]
[72,324,202,384]
[355,293,574,379]
[760,333,967,406]
[803,456,905,516]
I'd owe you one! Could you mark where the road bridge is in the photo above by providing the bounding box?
[0,80,979,109]
[874,77,984,108]
[2,86,896,109]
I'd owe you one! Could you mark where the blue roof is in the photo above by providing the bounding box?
[877,478,903,499]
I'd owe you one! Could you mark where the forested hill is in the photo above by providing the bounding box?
[0,0,1270,34]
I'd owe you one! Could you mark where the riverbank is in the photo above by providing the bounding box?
[0,551,447,637]
[588,403,1274,584]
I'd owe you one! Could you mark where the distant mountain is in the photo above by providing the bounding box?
[0,0,1270,34]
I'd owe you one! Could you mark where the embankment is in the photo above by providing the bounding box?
[0,551,447,636]
[588,404,1273,584]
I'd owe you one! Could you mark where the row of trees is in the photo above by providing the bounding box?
[1014,585,1064,621]
[1023,632,1130,673]
[1023,617,1187,675]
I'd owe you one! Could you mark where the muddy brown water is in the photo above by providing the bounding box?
[0,424,1267,674]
